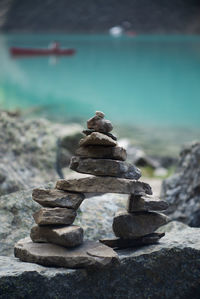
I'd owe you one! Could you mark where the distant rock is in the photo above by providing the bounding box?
[1,221,200,298]
[161,142,200,227]
[0,111,82,195]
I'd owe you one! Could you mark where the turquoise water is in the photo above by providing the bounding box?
[1,34,200,128]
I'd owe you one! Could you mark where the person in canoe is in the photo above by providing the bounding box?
[48,41,60,51]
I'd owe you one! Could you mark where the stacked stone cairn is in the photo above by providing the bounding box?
[14,111,169,269]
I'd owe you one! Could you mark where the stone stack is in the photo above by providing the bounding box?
[14,111,169,269]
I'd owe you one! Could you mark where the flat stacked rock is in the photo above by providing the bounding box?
[15,111,169,269]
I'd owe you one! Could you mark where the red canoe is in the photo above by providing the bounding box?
[10,47,76,57]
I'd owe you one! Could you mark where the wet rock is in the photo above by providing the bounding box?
[33,207,76,226]
[70,157,141,179]
[56,175,152,195]
[2,222,200,298]
[79,132,117,147]
[127,194,169,212]
[32,188,84,209]
[161,142,200,227]
[14,237,119,269]
[100,232,165,249]
[113,210,169,238]
[87,111,113,133]
[76,145,126,161]
[30,225,83,247]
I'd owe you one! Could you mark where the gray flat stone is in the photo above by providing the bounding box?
[113,210,169,238]
[32,188,84,209]
[127,194,169,212]
[100,232,165,249]
[79,132,117,147]
[33,207,76,226]
[56,175,152,195]
[82,129,117,141]
[14,237,119,269]
[70,157,141,179]
[30,225,83,247]
[76,145,127,161]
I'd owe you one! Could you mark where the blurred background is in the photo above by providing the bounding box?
[0,0,200,156]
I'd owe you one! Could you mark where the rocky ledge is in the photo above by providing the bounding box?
[1,221,200,299]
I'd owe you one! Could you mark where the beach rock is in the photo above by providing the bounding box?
[70,157,141,179]
[127,194,169,212]
[14,237,119,269]
[30,225,83,247]
[2,222,200,298]
[113,210,169,238]
[33,207,76,226]
[76,145,126,161]
[32,188,84,209]
[100,232,165,249]
[87,111,113,133]
[161,142,200,227]
[79,132,117,147]
[56,175,152,195]
[83,129,117,141]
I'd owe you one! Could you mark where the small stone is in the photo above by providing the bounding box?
[33,208,76,226]
[14,237,120,269]
[56,175,152,195]
[70,157,141,179]
[113,210,169,238]
[32,188,84,209]
[79,132,116,147]
[76,145,126,161]
[127,194,169,212]
[82,129,117,141]
[100,232,165,249]
[87,111,113,133]
[30,225,83,247]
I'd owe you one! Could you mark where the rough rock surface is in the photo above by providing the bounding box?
[0,111,83,195]
[76,145,126,160]
[1,222,200,298]
[127,194,169,212]
[87,111,113,133]
[56,175,152,195]
[113,210,169,238]
[79,132,117,147]
[32,188,84,209]
[33,207,77,225]
[70,156,141,179]
[30,225,83,247]
[14,237,119,269]
[161,142,200,227]
[83,129,117,141]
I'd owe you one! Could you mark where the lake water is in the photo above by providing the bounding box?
[0,34,200,129]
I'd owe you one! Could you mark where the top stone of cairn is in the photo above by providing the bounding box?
[87,111,113,133]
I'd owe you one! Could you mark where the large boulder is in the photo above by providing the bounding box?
[1,221,200,298]
[161,142,200,227]
[0,111,82,195]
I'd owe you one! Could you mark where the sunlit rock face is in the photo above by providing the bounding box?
[161,142,200,227]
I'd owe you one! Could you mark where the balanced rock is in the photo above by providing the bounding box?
[83,129,117,141]
[70,157,141,179]
[14,237,119,269]
[30,225,83,247]
[87,111,113,133]
[56,175,152,195]
[33,207,76,226]
[79,132,117,147]
[127,194,169,212]
[76,145,126,161]
[32,188,84,209]
[100,232,165,249]
[113,210,169,238]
